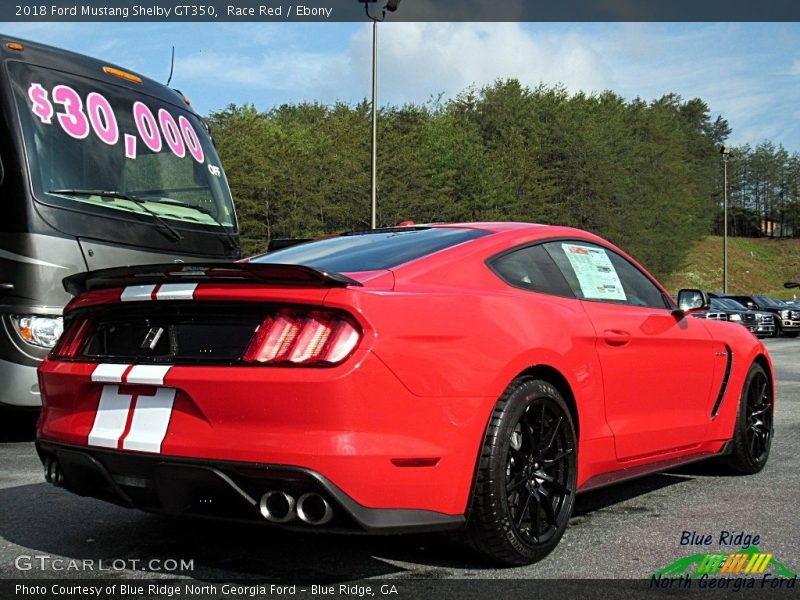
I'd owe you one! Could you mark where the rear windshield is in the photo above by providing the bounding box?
[251,227,489,272]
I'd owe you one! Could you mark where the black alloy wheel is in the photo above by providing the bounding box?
[743,368,772,465]
[724,363,773,474]
[467,378,577,565]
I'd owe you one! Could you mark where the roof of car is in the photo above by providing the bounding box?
[431,222,547,233]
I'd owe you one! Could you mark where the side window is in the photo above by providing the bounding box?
[544,241,669,309]
[489,244,575,298]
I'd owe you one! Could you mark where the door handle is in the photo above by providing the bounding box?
[603,329,631,346]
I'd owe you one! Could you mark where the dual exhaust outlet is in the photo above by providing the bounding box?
[259,491,333,526]
[43,455,333,526]
[43,457,65,486]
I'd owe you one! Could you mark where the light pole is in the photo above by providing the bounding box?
[721,146,731,293]
[359,0,400,229]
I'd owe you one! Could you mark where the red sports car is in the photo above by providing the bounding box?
[36,223,774,565]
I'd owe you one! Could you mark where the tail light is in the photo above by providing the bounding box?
[242,309,361,366]
[49,316,93,359]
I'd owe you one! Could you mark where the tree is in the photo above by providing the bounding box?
[207,79,765,279]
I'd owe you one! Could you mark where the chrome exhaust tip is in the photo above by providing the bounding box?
[259,491,296,523]
[296,492,333,526]
[43,457,64,486]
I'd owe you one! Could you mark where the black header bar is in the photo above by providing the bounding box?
[3,0,800,22]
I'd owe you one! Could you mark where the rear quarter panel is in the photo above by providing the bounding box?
[324,254,613,487]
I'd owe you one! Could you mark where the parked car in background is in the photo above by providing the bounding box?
[726,295,799,337]
[688,296,729,323]
[696,296,776,338]
[785,283,800,308]
[37,223,774,566]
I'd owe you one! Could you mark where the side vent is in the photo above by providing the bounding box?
[711,345,733,418]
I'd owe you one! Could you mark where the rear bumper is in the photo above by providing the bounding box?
[36,441,464,533]
[37,353,493,516]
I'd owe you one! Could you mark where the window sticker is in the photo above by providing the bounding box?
[561,243,626,301]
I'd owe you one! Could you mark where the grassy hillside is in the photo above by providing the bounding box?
[662,236,800,299]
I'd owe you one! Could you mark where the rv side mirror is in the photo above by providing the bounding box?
[677,289,708,312]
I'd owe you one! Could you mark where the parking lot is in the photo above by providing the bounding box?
[1,337,798,582]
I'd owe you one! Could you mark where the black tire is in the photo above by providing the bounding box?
[723,363,773,474]
[466,378,577,566]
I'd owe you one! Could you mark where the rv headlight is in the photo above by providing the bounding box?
[12,315,64,348]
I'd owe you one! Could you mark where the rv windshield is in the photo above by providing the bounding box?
[9,62,235,230]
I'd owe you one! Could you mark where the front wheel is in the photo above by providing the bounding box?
[466,378,577,565]
[723,363,773,474]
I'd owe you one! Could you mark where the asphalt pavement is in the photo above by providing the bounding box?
[1,337,798,582]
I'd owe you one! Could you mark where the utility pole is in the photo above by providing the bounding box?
[721,146,731,294]
[359,0,401,229]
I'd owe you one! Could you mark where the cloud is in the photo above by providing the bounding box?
[165,23,613,106]
[162,22,800,149]
[358,23,612,103]
[175,49,350,94]
[4,21,799,150]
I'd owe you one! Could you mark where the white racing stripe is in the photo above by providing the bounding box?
[87,363,175,453]
[121,388,176,453]
[90,363,128,383]
[126,364,172,385]
[87,385,133,448]
[156,283,198,300]
[120,284,157,302]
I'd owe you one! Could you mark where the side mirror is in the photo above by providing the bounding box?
[677,289,709,312]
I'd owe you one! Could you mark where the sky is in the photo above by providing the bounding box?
[2,21,799,151]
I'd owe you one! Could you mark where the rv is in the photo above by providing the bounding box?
[0,36,240,408]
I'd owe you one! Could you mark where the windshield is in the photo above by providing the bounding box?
[251,227,490,272]
[716,298,746,310]
[9,62,235,230]
[710,298,727,310]
[753,296,780,308]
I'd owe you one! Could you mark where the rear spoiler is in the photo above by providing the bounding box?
[64,263,362,296]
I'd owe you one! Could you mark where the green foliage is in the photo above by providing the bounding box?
[662,236,800,299]
[208,80,729,278]
[718,142,800,239]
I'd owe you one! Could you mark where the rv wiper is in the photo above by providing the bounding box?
[49,189,183,242]
[129,196,239,252]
